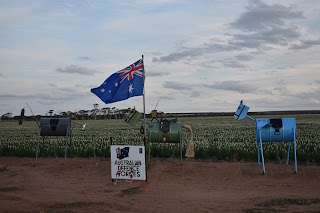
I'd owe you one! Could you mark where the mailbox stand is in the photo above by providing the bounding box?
[35,118,71,166]
[147,120,183,165]
[234,101,297,174]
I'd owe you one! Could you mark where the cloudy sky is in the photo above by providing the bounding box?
[1,0,320,116]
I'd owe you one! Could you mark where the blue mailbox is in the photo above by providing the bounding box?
[234,100,297,174]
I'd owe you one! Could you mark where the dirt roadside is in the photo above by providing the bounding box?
[0,157,320,212]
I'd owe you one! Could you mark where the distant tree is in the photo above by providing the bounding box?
[1,112,13,121]
[60,111,68,117]
[92,103,100,120]
[78,110,89,120]
[101,108,108,119]
[48,109,54,117]
[66,111,74,119]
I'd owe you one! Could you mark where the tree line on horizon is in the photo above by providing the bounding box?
[1,105,133,121]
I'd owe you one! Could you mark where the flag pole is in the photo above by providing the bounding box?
[142,55,146,142]
[142,55,148,182]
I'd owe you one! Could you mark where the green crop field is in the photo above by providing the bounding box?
[1,114,320,163]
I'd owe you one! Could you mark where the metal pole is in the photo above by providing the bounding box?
[259,130,265,175]
[69,120,73,158]
[110,137,114,183]
[142,55,148,182]
[142,55,147,144]
[294,128,297,174]
[64,125,69,165]
[257,141,260,165]
[286,141,291,165]
[35,129,41,166]
[26,102,40,128]
[246,115,256,122]
[42,137,45,158]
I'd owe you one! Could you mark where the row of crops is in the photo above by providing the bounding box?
[0,114,320,162]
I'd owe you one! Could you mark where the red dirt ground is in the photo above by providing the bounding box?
[0,157,320,212]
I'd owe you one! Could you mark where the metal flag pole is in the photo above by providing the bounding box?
[26,102,40,128]
[142,55,148,182]
[142,55,147,144]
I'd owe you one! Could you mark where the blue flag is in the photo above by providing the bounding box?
[91,59,144,104]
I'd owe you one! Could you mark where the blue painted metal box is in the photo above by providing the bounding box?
[256,118,296,143]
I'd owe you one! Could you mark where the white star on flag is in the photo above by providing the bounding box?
[128,84,134,93]
[115,82,118,87]
[101,88,105,92]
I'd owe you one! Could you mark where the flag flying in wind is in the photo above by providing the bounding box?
[91,59,144,104]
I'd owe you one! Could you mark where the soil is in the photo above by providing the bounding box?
[0,157,320,212]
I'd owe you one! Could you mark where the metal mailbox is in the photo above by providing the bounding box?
[39,118,71,136]
[35,118,72,166]
[148,121,181,144]
[256,118,296,142]
[234,100,297,174]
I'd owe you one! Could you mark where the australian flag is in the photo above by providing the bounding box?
[116,147,130,160]
[91,59,144,104]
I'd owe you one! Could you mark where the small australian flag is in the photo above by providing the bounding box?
[116,147,130,159]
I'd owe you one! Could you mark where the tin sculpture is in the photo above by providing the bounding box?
[234,100,297,174]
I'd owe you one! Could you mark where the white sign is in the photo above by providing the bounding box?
[110,145,146,180]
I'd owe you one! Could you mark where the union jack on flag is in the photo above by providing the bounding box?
[117,59,143,83]
[91,59,144,104]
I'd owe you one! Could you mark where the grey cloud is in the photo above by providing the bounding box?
[0,86,86,103]
[208,58,246,69]
[146,71,170,77]
[290,38,320,49]
[227,0,304,52]
[190,90,200,97]
[258,87,320,103]
[257,86,289,96]
[0,93,37,99]
[153,48,203,63]
[230,26,301,49]
[235,54,254,61]
[204,81,258,94]
[78,56,91,60]
[164,80,257,94]
[56,65,100,75]
[273,86,289,95]
[230,0,303,32]
[229,39,264,49]
[152,43,242,63]
[153,0,304,65]
[163,81,193,91]
[49,83,58,87]
[158,96,175,100]
[162,81,200,97]
[203,43,242,52]
[0,73,4,78]
[219,59,246,69]
[292,89,320,100]
[258,88,274,95]
[75,84,94,88]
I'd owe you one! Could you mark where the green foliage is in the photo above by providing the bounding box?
[0,114,320,162]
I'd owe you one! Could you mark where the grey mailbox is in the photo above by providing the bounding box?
[35,118,72,166]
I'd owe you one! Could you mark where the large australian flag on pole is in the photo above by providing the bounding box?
[91,59,144,104]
